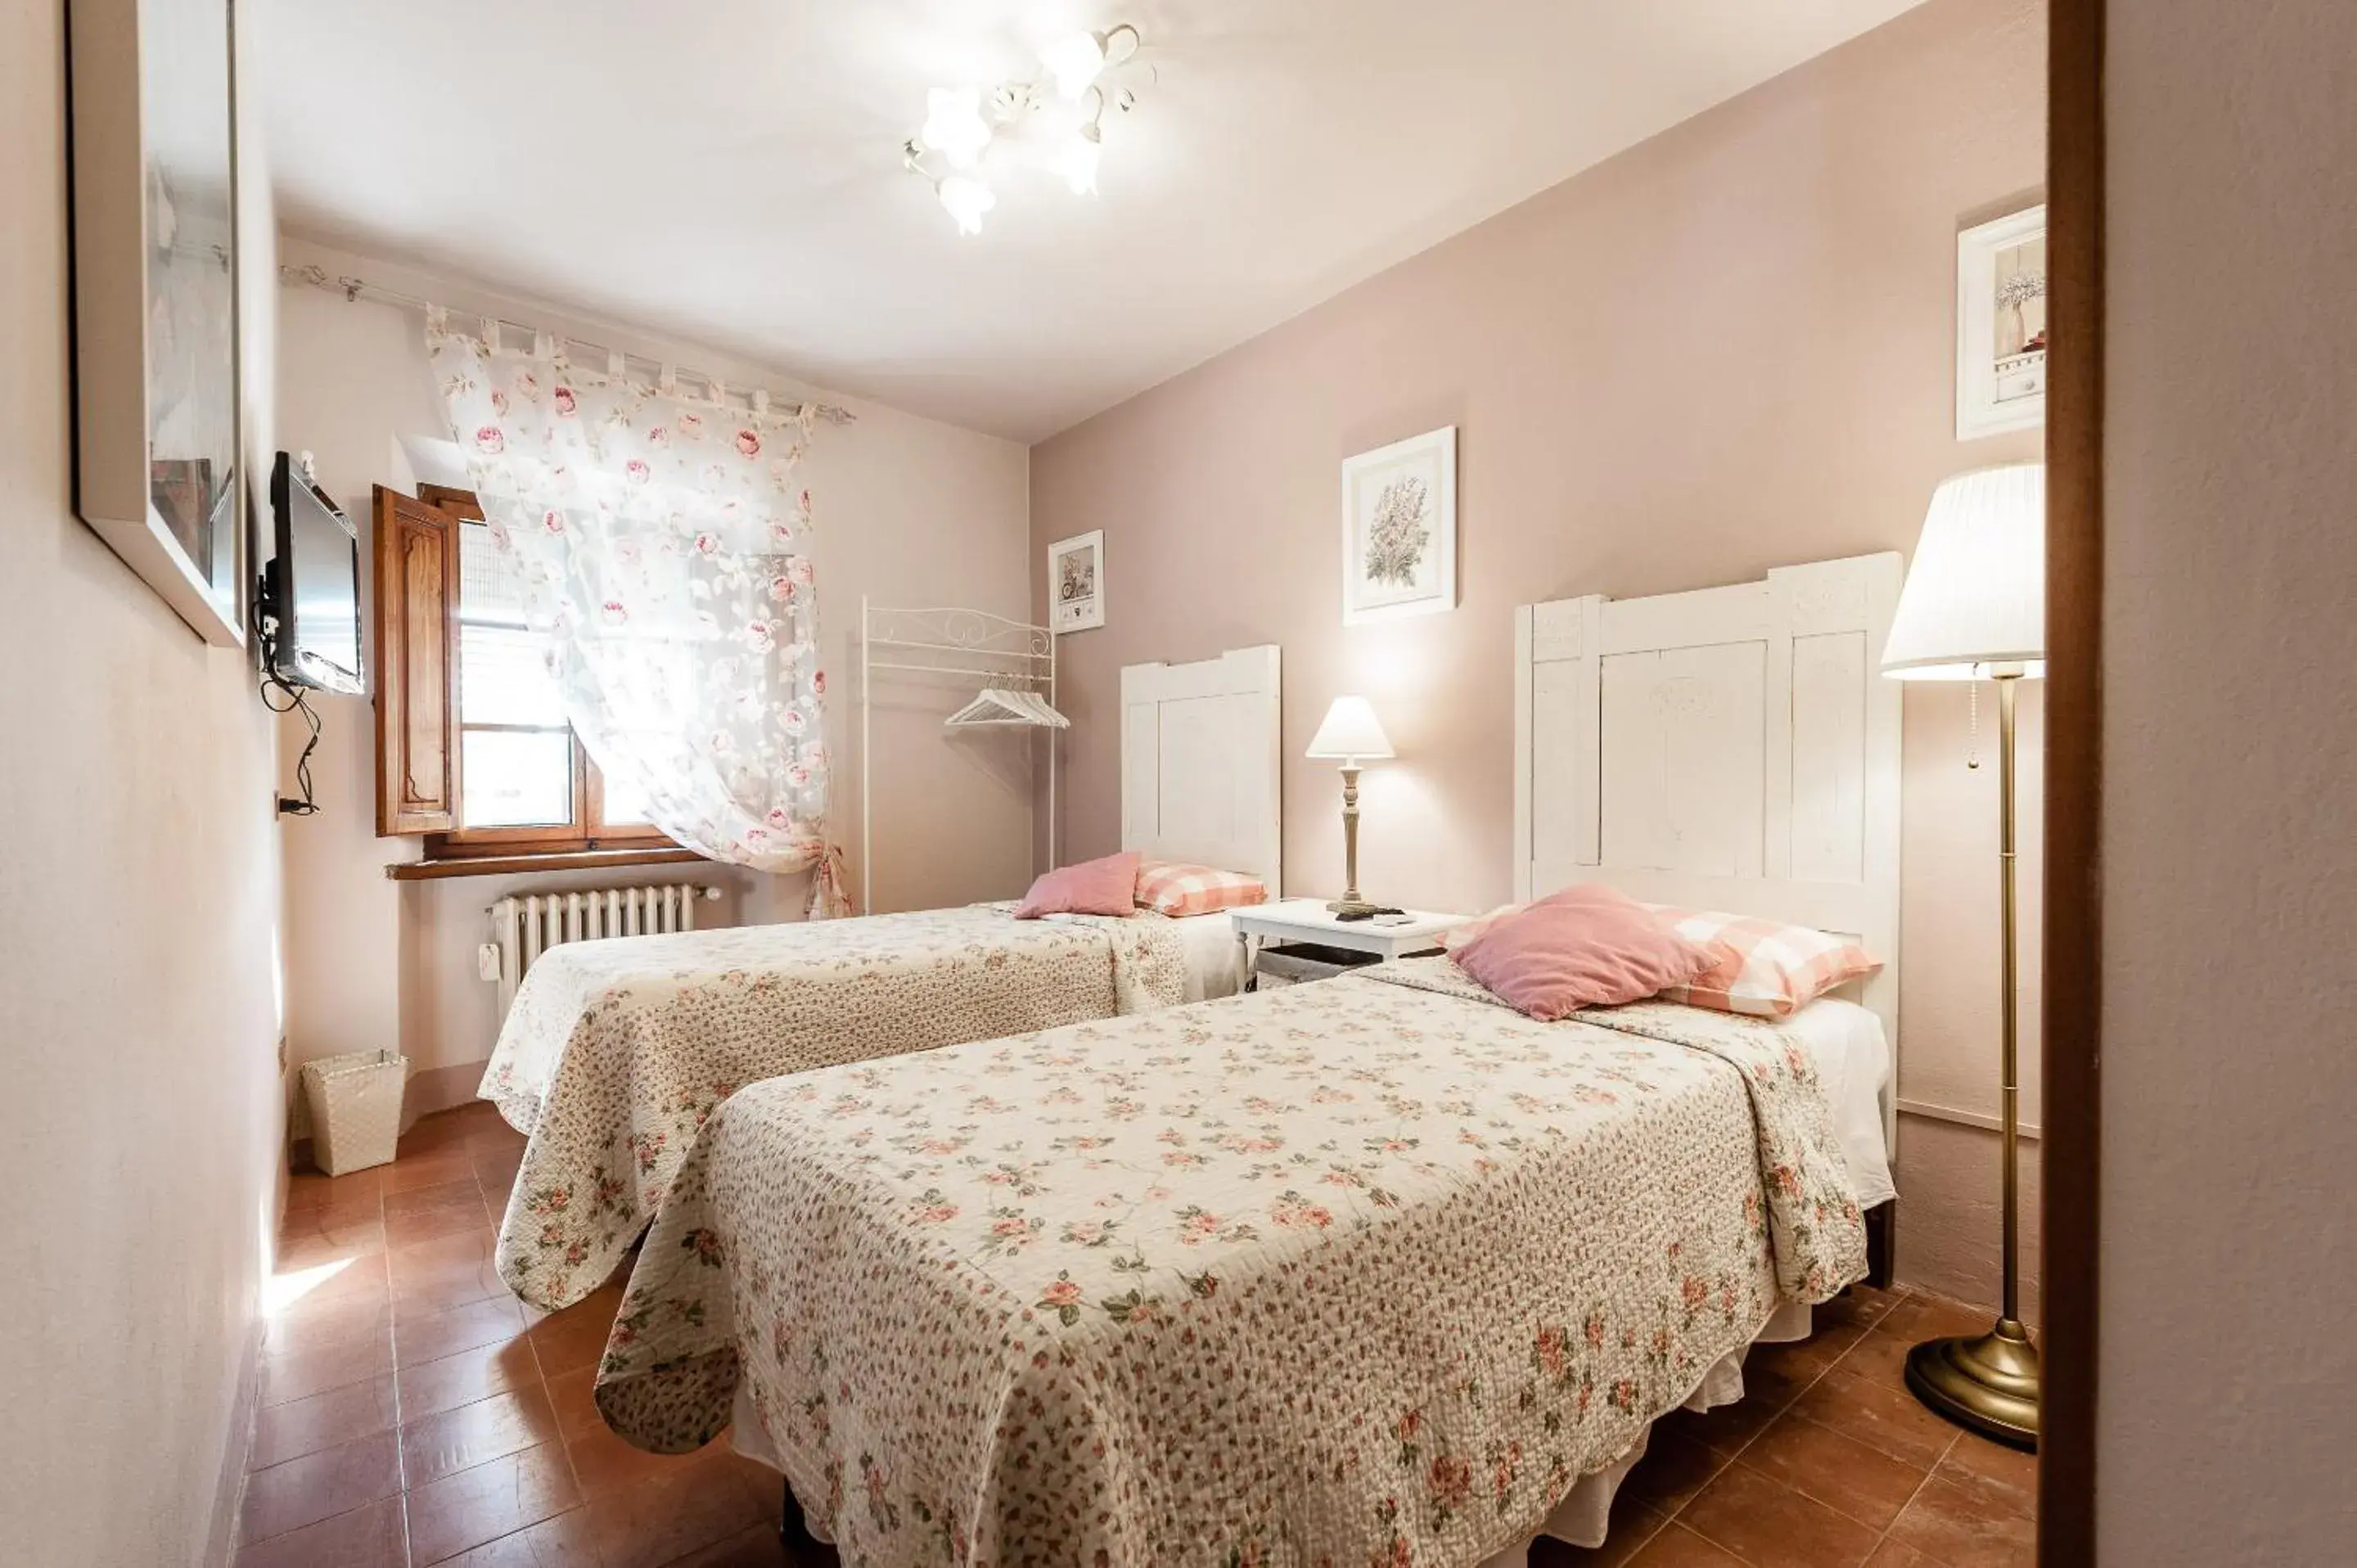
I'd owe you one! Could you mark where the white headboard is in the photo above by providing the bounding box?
[1513,554,1902,1131]
[1120,646,1283,894]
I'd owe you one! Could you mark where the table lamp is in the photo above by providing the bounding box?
[1305,696,1394,917]
[1882,461,2045,1451]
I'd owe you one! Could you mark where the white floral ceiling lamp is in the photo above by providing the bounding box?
[900,20,1147,232]
[921,87,993,169]
[937,174,998,236]
[1052,122,1101,196]
[1039,24,1139,100]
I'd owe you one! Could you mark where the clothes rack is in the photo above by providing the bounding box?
[859,599,1060,914]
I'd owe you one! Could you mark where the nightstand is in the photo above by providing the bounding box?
[1231,899,1467,990]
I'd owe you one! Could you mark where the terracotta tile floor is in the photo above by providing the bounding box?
[250,1104,2033,1568]
[1535,1289,2039,1568]
[247,1102,792,1568]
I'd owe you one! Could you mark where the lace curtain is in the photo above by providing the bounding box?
[425,314,849,917]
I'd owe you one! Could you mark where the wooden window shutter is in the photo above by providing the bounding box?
[417,483,484,522]
[372,486,462,835]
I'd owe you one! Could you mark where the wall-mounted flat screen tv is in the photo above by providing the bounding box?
[266,452,363,695]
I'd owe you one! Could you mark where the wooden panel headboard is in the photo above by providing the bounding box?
[1512,554,1903,1135]
[1120,646,1282,895]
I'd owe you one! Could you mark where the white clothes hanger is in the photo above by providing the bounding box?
[944,687,1070,728]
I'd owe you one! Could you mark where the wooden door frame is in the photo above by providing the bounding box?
[2040,0,2102,1561]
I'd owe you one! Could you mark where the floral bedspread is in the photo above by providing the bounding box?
[481,904,1186,1309]
[591,958,1866,1568]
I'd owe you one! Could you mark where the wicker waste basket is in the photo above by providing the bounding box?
[301,1049,409,1176]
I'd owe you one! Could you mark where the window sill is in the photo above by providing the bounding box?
[385,846,710,881]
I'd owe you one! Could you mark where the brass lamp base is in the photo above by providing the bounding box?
[1326,897,1383,917]
[1904,1319,2041,1452]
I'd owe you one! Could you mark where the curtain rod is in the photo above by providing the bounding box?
[277,262,855,426]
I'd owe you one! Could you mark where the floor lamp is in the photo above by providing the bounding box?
[1881,462,2045,1452]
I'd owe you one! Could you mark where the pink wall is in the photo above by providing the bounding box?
[2100,0,2357,1559]
[1032,0,2047,1309]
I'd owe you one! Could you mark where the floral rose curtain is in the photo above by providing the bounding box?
[425,313,850,917]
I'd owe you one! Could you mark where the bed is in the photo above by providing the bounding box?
[480,644,1285,1310]
[588,553,1906,1565]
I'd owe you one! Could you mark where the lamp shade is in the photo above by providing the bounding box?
[1040,30,1107,99]
[1882,463,2047,681]
[1306,696,1394,761]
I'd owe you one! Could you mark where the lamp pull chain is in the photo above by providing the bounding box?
[1967,682,1981,771]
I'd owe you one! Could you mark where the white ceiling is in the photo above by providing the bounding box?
[258,0,1923,443]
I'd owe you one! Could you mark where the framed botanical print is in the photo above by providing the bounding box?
[69,0,247,646]
[1048,529,1104,634]
[1341,426,1456,624]
[1956,205,2048,440]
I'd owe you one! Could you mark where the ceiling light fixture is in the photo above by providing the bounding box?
[900,20,1147,233]
[920,86,993,170]
[936,174,998,236]
[1053,122,1102,196]
[1041,23,1139,100]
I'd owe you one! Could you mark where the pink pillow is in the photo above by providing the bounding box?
[1452,885,1715,1021]
[1013,852,1141,919]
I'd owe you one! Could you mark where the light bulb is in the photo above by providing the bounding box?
[938,174,996,235]
[921,86,992,170]
[1040,31,1106,100]
[1053,126,1102,196]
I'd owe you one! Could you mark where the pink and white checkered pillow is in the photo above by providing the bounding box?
[1441,903,1524,952]
[1133,860,1269,919]
[1650,906,1881,1019]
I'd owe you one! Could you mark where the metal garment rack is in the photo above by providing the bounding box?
[859,599,1058,915]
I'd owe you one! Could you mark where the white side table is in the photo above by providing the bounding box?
[1231,899,1467,990]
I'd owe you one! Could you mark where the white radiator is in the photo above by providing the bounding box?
[488,883,723,1022]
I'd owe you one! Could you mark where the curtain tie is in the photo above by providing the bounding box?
[807,842,854,921]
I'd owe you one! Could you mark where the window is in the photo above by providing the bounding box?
[372,484,676,863]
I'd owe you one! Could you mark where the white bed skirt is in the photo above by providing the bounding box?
[728,1296,1814,1561]
[1475,1296,1813,1560]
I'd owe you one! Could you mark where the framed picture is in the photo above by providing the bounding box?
[68,0,247,646]
[1955,205,2048,440]
[1341,426,1456,624]
[1048,529,1105,634]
